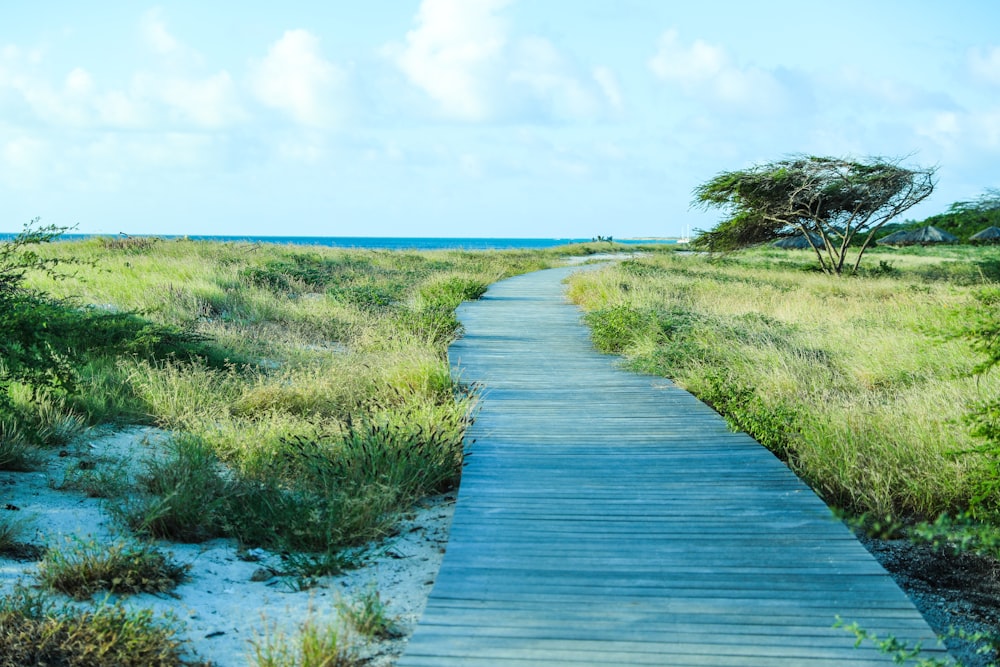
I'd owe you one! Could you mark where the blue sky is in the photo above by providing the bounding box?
[2,1,999,238]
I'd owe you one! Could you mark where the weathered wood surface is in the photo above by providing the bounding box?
[398,266,943,666]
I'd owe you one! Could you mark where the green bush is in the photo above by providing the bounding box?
[584,305,648,354]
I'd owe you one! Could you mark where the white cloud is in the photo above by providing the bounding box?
[248,30,345,127]
[139,7,184,56]
[918,108,1000,155]
[593,66,623,113]
[648,29,789,115]
[649,29,726,85]
[969,45,1000,86]
[389,0,618,123]
[1,135,47,180]
[136,70,244,128]
[391,0,509,121]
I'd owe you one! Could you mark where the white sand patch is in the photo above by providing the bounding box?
[0,426,454,666]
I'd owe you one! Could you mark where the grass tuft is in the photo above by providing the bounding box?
[250,612,360,667]
[0,585,207,667]
[337,585,401,639]
[36,537,189,600]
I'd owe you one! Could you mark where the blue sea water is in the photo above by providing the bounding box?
[0,233,676,250]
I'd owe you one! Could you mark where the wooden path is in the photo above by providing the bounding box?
[398,266,944,666]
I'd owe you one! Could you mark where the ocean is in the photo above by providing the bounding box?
[0,233,677,250]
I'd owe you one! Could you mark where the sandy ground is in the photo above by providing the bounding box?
[0,426,454,666]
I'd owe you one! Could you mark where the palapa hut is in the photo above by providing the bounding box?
[969,226,1000,244]
[772,232,825,249]
[877,225,958,246]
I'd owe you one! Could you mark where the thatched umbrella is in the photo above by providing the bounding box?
[969,226,1000,244]
[772,232,825,249]
[877,225,958,246]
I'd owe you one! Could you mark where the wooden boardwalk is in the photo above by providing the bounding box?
[398,266,944,666]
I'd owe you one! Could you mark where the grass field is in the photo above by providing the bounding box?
[5,236,615,558]
[566,244,1000,530]
[5,233,1000,662]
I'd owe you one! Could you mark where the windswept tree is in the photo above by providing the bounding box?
[691,155,936,275]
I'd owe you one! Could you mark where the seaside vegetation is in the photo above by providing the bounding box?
[566,244,1000,545]
[0,225,645,664]
[2,229,599,560]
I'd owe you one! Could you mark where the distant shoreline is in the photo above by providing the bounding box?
[0,233,683,250]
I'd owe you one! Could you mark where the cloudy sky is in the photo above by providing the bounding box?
[2,1,999,238]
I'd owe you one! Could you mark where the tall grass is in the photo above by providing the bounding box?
[18,237,562,567]
[567,247,1000,520]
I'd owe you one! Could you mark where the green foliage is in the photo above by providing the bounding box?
[692,155,936,275]
[0,421,38,470]
[114,434,234,543]
[584,305,648,354]
[36,537,189,600]
[835,617,999,667]
[909,189,1000,242]
[0,223,236,444]
[697,370,799,461]
[910,512,1000,560]
[0,585,206,667]
[961,287,1000,511]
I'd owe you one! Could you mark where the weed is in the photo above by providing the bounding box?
[250,612,360,667]
[910,512,1000,560]
[55,457,132,498]
[0,584,207,667]
[0,420,38,470]
[36,537,189,600]
[115,433,233,542]
[0,511,33,555]
[337,585,401,639]
[835,616,999,667]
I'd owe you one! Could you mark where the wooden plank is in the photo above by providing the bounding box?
[397,267,944,666]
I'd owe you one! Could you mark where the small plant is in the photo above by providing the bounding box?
[337,584,401,639]
[114,433,233,542]
[0,420,38,470]
[36,537,189,600]
[843,512,908,540]
[0,584,206,667]
[910,512,1000,560]
[0,511,33,555]
[835,617,999,667]
[55,457,132,498]
[250,612,360,667]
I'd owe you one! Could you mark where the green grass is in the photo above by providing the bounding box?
[36,537,189,600]
[566,247,1000,523]
[0,585,207,667]
[336,584,401,639]
[0,512,32,556]
[250,613,359,667]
